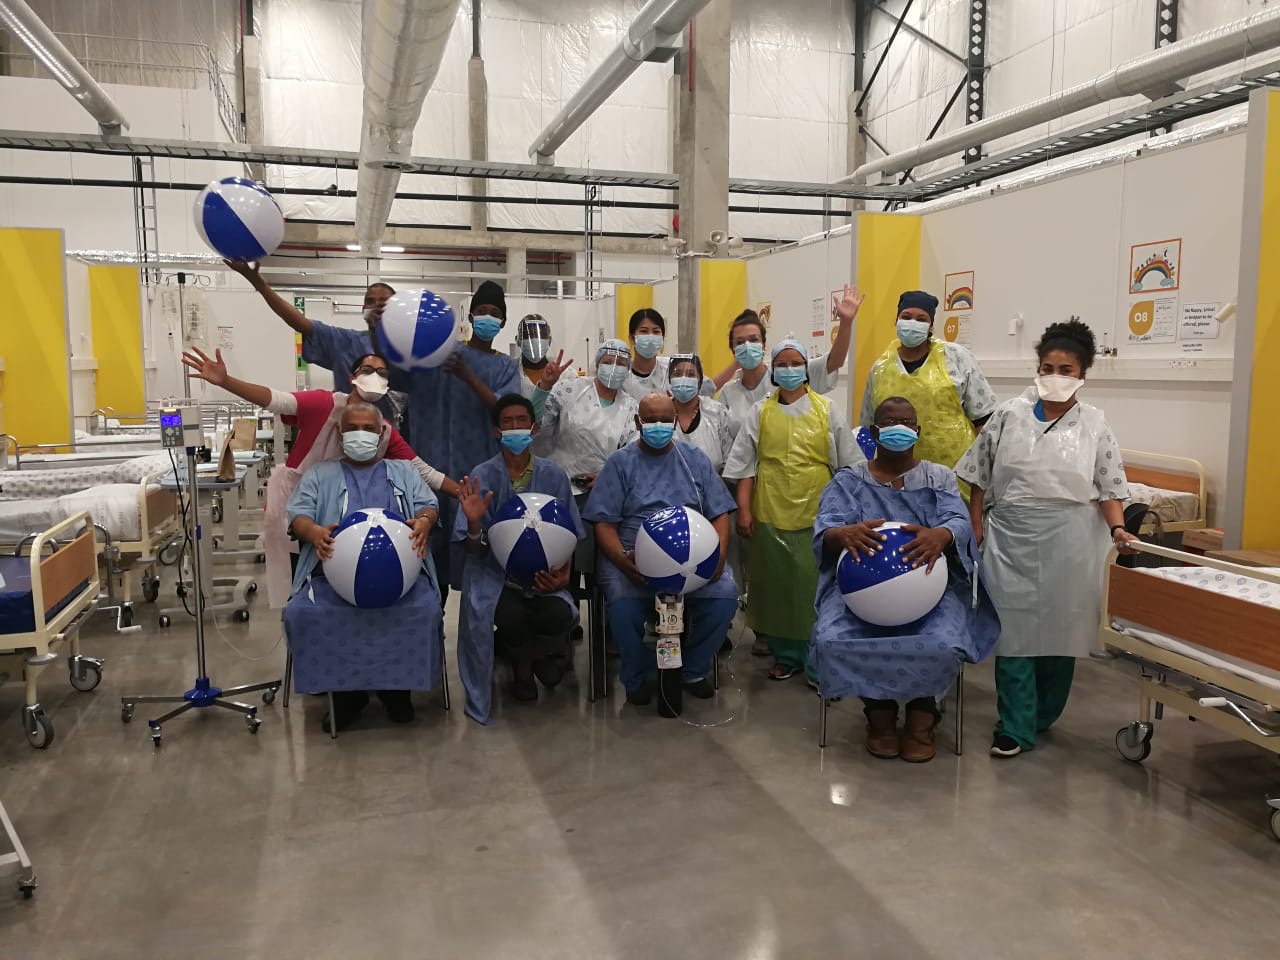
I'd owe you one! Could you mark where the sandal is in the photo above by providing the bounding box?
[769,663,798,681]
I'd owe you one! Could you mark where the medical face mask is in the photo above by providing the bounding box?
[896,317,931,348]
[640,422,675,449]
[1035,374,1083,403]
[597,362,629,389]
[352,372,388,401]
[634,334,664,359]
[499,429,534,455]
[520,337,551,363]
[471,316,502,342]
[342,430,380,463]
[669,376,700,403]
[734,341,765,370]
[876,425,919,452]
[773,366,807,391]
[363,308,378,327]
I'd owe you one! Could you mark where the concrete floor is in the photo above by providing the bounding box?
[2,556,1279,959]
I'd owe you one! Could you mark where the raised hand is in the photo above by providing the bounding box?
[181,346,229,387]
[537,350,577,390]
[458,475,494,527]
[833,284,866,325]
[223,259,261,284]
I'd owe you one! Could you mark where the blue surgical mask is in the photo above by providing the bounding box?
[634,334,664,358]
[499,429,534,454]
[640,422,675,449]
[597,362,628,389]
[520,337,550,363]
[773,365,807,390]
[896,317,931,348]
[471,315,502,341]
[669,376,699,403]
[342,430,380,463]
[876,425,919,452]
[734,341,765,370]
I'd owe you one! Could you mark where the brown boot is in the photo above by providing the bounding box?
[865,708,900,759]
[901,708,939,763]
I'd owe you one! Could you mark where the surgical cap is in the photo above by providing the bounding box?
[897,290,938,320]
[770,338,809,362]
[669,352,704,381]
[596,338,632,364]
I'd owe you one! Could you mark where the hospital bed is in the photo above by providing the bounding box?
[1099,541,1280,841]
[1121,450,1207,535]
[0,512,103,749]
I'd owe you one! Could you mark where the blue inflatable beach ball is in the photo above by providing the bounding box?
[488,493,578,583]
[855,426,878,461]
[376,289,459,371]
[193,177,284,261]
[634,506,720,596]
[836,521,947,627]
[323,508,421,608]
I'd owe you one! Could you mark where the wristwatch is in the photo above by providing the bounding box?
[1109,524,1126,537]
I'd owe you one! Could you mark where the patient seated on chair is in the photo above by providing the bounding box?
[809,397,999,763]
[284,401,442,734]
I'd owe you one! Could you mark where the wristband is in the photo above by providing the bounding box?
[1109,524,1126,536]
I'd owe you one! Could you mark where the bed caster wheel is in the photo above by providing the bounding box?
[158,615,172,628]
[143,578,160,603]
[158,543,180,566]
[23,709,53,750]
[150,725,162,746]
[19,880,36,899]
[262,687,277,705]
[1115,723,1152,763]
[118,605,134,629]
[246,581,258,595]
[212,504,223,524]
[121,703,135,724]
[69,659,103,692]
[175,583,187,598]
[234,609,250,623]
[246,716,261,735]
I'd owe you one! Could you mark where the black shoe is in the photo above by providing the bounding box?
[321,691,369,733]
[683,677,715,699]
[625,677,656,706]
[513,670,539,702]
[533,658,564,688]
[378,690,415,724]
[719,636,733,655]
[990,733,1023,758]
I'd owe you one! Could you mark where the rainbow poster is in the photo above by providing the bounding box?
[1129,238,1181,293]
[944,270,975,311]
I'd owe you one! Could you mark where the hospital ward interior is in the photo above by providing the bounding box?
[4,0,1280,956]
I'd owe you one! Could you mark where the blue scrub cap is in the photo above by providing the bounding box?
[770,338,808,362]
[897,290,938,320]
[596,338,632,364]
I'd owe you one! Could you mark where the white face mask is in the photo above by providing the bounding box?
[352,372,389,401]
[1035,374,1083,403]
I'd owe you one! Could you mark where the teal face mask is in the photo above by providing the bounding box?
[499,429,534,454]
[734,341,765,370]
[342,430,380,462]
[875,425,919,452]
[640,422,675,449]
[472,316,502,341]
[772,366,807,390]
[669,376,699,403]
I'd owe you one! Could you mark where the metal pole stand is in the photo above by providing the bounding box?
[120,445,280,746]
[655,593,685,718]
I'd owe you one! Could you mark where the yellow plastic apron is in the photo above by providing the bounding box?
[868,339,975,472]
[747,390,831,647]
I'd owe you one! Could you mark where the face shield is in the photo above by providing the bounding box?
[517,315,552,363]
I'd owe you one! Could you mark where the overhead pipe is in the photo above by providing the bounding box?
[0,0,129,134]
[528,0,713,164]
[840,7,1280,183]
[356,0,460,254]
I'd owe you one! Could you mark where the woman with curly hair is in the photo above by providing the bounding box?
[955,319,1139,758]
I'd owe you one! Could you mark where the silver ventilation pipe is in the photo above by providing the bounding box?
[528,0,713,164]
[0,0,129,134]
[356,0,460,254]
[841,7,1280,184]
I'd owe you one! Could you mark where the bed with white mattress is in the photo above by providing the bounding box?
[1100,544,1280,840]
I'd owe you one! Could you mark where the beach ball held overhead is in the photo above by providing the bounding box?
[488,493,578,583]
[323,508,421,608]
[193,177,284,261]
[377,289,459,371]
[634,506,720,596]
[837,522,947,627]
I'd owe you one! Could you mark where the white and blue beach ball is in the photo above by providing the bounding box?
[488,493,579,583]
[837,521,947,627]
[634,506,720,596]
[376,289,459,371]
[324,508,421,608]
[193,177,284,261]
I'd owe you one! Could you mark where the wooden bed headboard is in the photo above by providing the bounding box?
[1108,565,1280,672]
[1123,464,1202,495]
[39,528,96,617]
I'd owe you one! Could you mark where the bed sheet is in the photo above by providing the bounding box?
[0,454,172,498]
[1112,566,1280,692]
[0,483,158,544]
[1127,482,1200,524]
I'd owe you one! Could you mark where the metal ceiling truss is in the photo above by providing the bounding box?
[868,0,965,65]
[964,0,987,164]
[1156,0,1179,49]
[907,60,1280,198]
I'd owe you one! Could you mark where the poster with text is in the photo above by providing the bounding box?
[1127,296,1178,344]
[810,297,827,354]
[943,271,975,311]
[1179,301,1220,340]
[941,313,972,346]
[1129,238,1182,293]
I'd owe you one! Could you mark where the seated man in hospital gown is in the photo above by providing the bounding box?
[582,393,739,708]
[809,397,999,762]
[285,401,443,734]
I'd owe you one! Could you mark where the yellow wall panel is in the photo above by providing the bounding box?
[697,259,746,377]
[0,228,70,446]
[614,284,654,342]
[89,265,145,417]
[853,213,922,418]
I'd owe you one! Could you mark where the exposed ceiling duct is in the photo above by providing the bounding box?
[0,0,129,135]
[841,6,1280,184]
[528,0,713,164]
[356,0,460,255]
